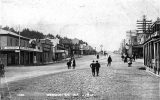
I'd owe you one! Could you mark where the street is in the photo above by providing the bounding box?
[1,53,160,100]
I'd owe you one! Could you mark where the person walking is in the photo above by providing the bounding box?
[107,55,112,66]
[97,54,99,59]
[0,59,5,78]
[121,55,124,61]
[67,59,71,69]
[90,60,96,76]
[0,59,5,99]
[127,57,132,67]
[124,55,127,63]
[72,58,76,69]
[95,61,101,76]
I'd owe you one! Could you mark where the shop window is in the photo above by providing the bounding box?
[8,53,11,64]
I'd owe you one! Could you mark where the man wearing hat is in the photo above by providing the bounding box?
[90,60,96,76]
[95,60,101,76]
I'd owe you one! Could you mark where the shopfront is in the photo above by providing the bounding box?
[143,37,160,75]
[0,46,42,66]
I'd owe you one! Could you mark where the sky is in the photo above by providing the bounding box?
[0,0,160,51]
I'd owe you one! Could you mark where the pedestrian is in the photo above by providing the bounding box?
[133,53,136,61]
[0,59,5,99]
[90,60,96,76]
[124,55,127,63]
[107,55,112,66]
[0,60,5,77]
[97,54,99,59]
[95,60,101,76]
[127,57,132,67]
[67,59,71,69]
[121,55,124,61]
[72,58,76,69]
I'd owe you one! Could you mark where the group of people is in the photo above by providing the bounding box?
[66,54,113,76]
[90,54,112,76]
[67,58,76,69]
[90,60,101,76]
[121,54,133,67]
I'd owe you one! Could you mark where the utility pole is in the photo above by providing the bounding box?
[100,45,103,52]
[126,30,137,45]
[137,15,152,42]
[0,25,2,60]
[19,25,21,66]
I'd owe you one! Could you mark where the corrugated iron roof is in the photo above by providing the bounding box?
[0,29,30,40]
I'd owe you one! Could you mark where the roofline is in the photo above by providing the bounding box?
[0,34,30,40]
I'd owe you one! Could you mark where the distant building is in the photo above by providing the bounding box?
[71,38,79,44]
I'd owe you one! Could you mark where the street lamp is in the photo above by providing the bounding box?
[100,45,103,53]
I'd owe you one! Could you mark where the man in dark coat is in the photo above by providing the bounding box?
[0,60,5,99]
[72,58,76,69]
[90,60,96,76]
[0,62,5,78]
[67,59,71,69]
[107,55,112,66]
[97,54,99,59]
[95,61,101,76]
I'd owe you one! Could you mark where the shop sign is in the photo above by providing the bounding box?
[28,48,34,51]
[15,50,20,52]
[43,48,49,51]
[20,47,28,50]
[1,46,19,50]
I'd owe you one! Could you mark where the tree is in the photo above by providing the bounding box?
[9,27,17,33]
[2,26,10,31]
[20,28,45,39]
[46,33,55,39]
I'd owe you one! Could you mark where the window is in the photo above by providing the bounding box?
[10,38,12,46]
[16,39,18,46]
[24,41,25,47]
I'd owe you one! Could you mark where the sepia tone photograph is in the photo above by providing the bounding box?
[0,0,160,99]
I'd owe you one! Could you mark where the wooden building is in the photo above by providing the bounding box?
[143,20,160,76]
[0,29,42,66]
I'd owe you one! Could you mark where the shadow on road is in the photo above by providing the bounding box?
[138,67,146,70]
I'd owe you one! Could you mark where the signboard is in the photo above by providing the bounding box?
[20,47,28,50]
[15,50,20,52]
[1,46,19,50]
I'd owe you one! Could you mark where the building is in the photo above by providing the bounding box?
[143,18,160,76]
[49,38,59,60]
[60,38,72,57]
[38,39,53,64]
[0,29,42,66]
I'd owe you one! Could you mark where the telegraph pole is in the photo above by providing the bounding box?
[19,25,21,66]
[0,25,2,61]
[137,15,152,35]
[100,45,103,52]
